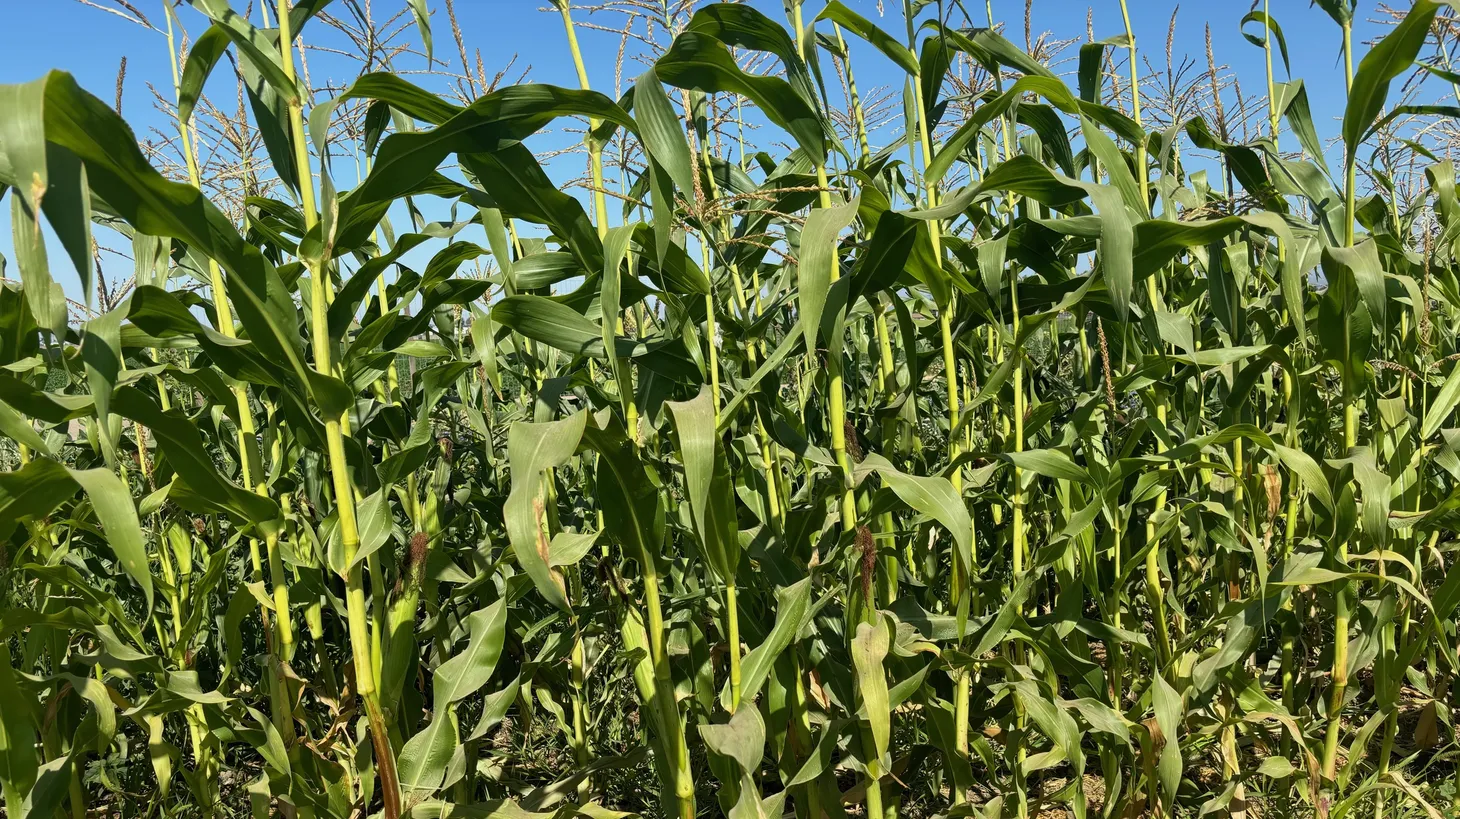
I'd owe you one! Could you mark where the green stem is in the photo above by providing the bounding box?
[726,581,742,711]
[276,3,399,815]
[796,2,874,812]
[1324,20,1358,783]
[910,0,969,796]
[875,299,900,600]
[167,3,283,786]
[833,23,871,161]
[639,540,696,819]
[1117,0,1150,214]
[560,0,637,444]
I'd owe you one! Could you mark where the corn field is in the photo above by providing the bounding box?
[9,0,1460,816]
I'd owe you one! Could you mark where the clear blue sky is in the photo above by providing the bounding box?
[0,1,1396,130]
[0,0,1425,303]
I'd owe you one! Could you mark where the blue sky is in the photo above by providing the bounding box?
[0,1,1395,113]
[0,0,1427,303]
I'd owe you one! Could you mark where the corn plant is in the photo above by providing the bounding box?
[6,0,1460,817]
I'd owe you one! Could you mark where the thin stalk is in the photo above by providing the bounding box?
[1262,12,1300,789]
[556,5,604,782]
[558,2,608,233]
[833,23,872,161]
[165,3,282,785]
[569,578,591,798]
[1010,229,1030,819]
[986,8,1032,810]
[678,91,725,425]
[707,241,750,698]
[700,243,722,421]
[727,582,743,711]
[1114,0,1174,680]
[794,2,875,813]
[638,537,696,819]
[875,298,900,601]
[1117,0,1150,213]
[908,4,974,798]
[1324,19,1357,782]
[559,0,637,439]
[275,3,400,816]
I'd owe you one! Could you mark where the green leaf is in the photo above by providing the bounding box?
[1313,0,1356,25]
[1256,757,1296,779]
[68,466,153,612]
[851,617,891,760]
[602,224,636,425]
[7,195,59,341]
[1172,345,1268,368]
[0,77,49,216]
[666,386,740,581]
[968,573,1036,657]
[1008,679,1082,770]
[582,416,668,597]
[1078,35,1129,103]
[0,458,83,538]
[345,82,635,215]
[1132,213,1294,315]
[394,712,455,794]
[1342,1,1441,166]
[857,454,972,578]
[464,145,604,277]
[184,0,302,104]
[1082,116,1144,216]
[1424,362,1460,439]
[492,295,601,357]
[634,68,695,199]
[1152,674,1183,805]
[656,31,826,161]
[717,318,804,428]
[1005,449,1091,484]
[1275,79,1328,175]
[0,375,93,424]
[1191,590,1291,695]
[347,487,394,573]
[798,195,858,352]
[815,2,918,75]
[505,412,588,611]
[80,301,124,465]
[733,578,811,708]
[1271,444,1335,513]
[467,678,522,743]
[177,26,232,127]
[19,755,71,819]
[59,673,115,752]
[936,23,1055,82]
[113,387,280,532]
[976,234,1008,308]
[26,71,347,414]
[433,599,509,706]
[916,155,1089,220]
[0,399,48,455]
[405,0,432,63]
[0,78,93,299]
[1090,185,1134,320]
[549,532,599,568]
[401,599,508,797]
[1338,447,1392,552]
[1240,11,1291,77]
[1323,241,1386,334]
[686,2,820,113]
[698,705,765,774]
[0,644,39,806]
